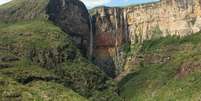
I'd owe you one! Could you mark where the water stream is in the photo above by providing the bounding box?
[114,8,118,30]
[124,10,128,42]
[114,8,121,75]
[88,15,93,60]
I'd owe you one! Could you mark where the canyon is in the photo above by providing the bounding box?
[0,0,201,100]
[91,0,201,77]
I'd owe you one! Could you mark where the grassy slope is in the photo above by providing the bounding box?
[0,75,88,101]
[0,0,109,99]
[0,0,49,22]
[0,20,70,49]
[0,20,91,101]
[120,33,201,101]
[0,18,108,97]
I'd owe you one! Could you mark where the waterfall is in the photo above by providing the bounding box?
[88,15,93,60]
[123,10,128,42]
[114,8,121,75]
[100,8,105,23]
[114,8,118,30]
[61,0,66,7]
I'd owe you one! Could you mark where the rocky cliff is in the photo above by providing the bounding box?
[0,0,109,98]
[1,0,201,100]
[91,7,127,77]
[0,0,92,56]
[47,0,91,55]
[91,0,201,76]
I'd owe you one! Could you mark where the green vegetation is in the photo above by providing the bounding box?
[0,19,109,99]
[90,80,123,101]
[122,43,131,54]
[119,32,201,101]
[55,58,108,97]
[2,0,201,101]
[151,25,163,39]
[0,0,119,100]
[0,0,49,22]
[0,20,71,49]
[121,42,142,58]
[0,75,89,101]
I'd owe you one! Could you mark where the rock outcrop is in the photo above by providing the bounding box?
[0,0,92,56]
[92,7,127,77]
[91,0,201,76]
[47,0,91,55]
[0,0,108,97]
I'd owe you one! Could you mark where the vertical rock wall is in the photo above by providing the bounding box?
[92,0,201,77]
[92,7,128,77]
[47,0,91,55]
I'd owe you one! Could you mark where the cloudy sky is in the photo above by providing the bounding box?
[0,0,159,9]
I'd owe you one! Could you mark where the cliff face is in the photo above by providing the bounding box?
[92,0,201,76]
[126,0,201,43]
[47,0,91,54]
[0,0,91,55]
[0,0,108,97]
[92,7,127,77]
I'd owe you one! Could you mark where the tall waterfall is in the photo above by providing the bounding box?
[88,15,93,60]
[114,8,118,30]
[114,8,121,74]
[124,10,128,42]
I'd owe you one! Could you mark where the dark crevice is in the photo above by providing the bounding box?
[0,64,14,69]
[17,76,58,85]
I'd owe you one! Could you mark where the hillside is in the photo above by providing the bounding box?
[0,74,88,101]
[0,0,112,100]
[119,32,201,100]
[0,0,201,101]
[91,0,201,78]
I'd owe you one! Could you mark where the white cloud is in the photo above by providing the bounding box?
[80,0,111,9]
[0,0,11,5]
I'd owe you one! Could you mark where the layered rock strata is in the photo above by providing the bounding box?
[91,0,201,76]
